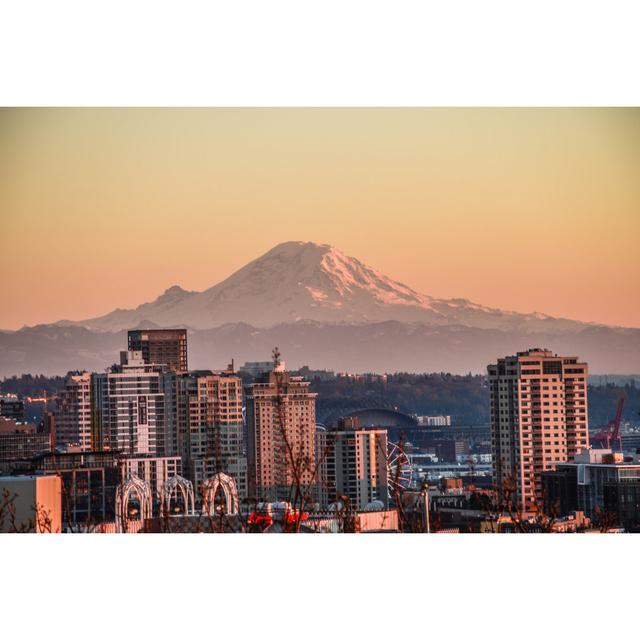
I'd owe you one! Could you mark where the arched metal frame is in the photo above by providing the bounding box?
[202,472,240,515]
[115,475,152,533]
[160,475,195,516]
[387,441,414,498]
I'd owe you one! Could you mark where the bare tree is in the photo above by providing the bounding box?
[1,487,57,533]
[481,474,559,533]
[592,506,619,533]
[264,347,330,532]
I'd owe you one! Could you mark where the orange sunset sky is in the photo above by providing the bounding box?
[0,108,638,331]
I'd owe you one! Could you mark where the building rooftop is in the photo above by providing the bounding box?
[556,448,640,467]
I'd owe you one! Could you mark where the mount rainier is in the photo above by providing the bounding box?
[1,241,638,375]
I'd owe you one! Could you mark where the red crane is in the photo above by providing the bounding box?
[590,397,625,452]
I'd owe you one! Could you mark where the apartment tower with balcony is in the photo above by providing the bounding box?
[55,372,93,451]
[487,348,589,512]
[246,370,317,502]
[177,366,247,499]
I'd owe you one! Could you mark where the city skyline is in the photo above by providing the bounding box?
[3,329,639,534]
[1,108,639,330]
[2,110,638,529]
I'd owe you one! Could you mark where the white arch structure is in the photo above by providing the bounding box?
[160,475,195,516]
[202,472,239,515]
[115,475,152,532]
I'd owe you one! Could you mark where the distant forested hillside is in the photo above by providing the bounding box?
[311,373,490,425]
[310,375,640,428]
[0,374,66,397]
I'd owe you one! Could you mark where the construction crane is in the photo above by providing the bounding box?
[590,397,625,452]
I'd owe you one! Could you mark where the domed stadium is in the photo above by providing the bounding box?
[332,408,418,430]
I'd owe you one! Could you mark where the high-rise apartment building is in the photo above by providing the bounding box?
[93,351,178,457]
[177,367,247,498]
[127,329,188,373]
[55,372,93,451]
[488,348,589,511]
[316,425,389,510]
[246,371,317,502]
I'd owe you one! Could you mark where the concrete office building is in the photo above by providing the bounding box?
[246,371,316,502]
[542,448,640,529]
[127,328,188,373]
[488,348,589,511]
[0,474,62,533]
[316,425,389,510]
[34,450,122,527]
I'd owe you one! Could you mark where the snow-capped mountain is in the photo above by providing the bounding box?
[60,241,594,332]
[4,241,637,377]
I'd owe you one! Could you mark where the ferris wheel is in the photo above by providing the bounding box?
[387,441,414,498]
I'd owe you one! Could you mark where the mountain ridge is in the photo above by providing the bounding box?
[2,320,639,377]
[51,241,609,333]
[2,241,637,377]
